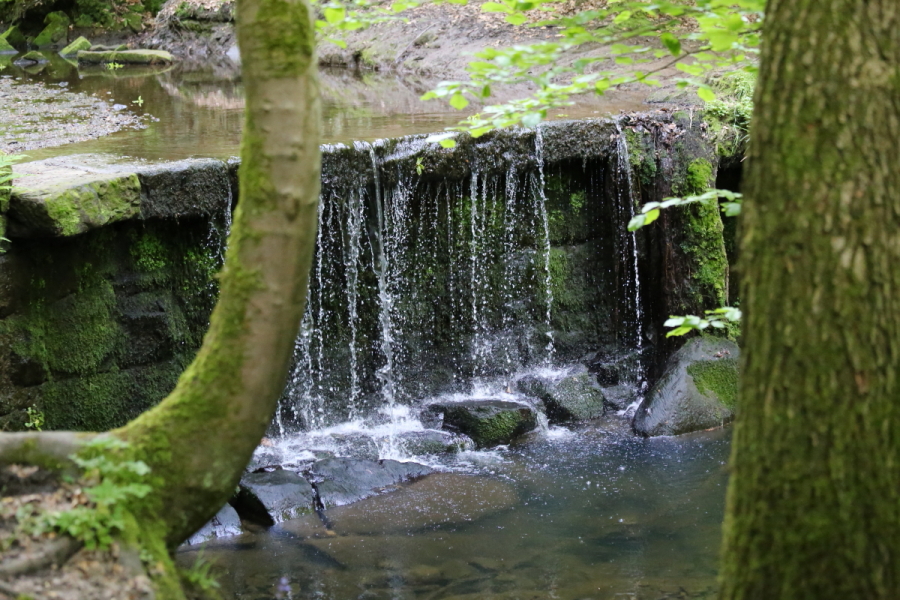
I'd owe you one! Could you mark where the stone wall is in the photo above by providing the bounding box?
[0,112,733,432]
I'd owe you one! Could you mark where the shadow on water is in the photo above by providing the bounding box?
[178,425,730,599]
[7,54,655,162]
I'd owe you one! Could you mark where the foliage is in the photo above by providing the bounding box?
[664,306,741,337]
[181,552,221,594]
[105,61,124,70]
[17,438,151,550]
[24,405,44,431]
[627,188,742,231]
[416,0,764,137]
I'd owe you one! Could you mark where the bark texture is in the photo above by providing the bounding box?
[720,2,900,599]
[115,0,321,548]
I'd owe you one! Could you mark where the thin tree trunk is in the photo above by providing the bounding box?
[720,1,900,598]
[116,0,321,547]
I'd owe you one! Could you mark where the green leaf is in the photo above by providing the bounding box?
[697,86,716,102]
[440,139,457,148]
[506,12,527,25]
[612,10,632,23]
[660,32,681,56]
[642,208,660,226]
[324,6,345,24]
[481,2,509,12]
[449,93,469,110]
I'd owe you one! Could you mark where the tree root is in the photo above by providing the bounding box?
[0,432,99,473]
[0,536,83,578]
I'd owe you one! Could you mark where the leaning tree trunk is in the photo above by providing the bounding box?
[719,2,900,599]
[115,0,321,547]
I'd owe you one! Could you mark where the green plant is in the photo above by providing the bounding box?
[181,552,221,594]
[415,156,424,175]
[24,406,44,431]
[134,95,144,107]
[17,438,151,550]
[105,62,124,70]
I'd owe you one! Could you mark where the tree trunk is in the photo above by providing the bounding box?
[115,0,320,548]
[719,1,900,598]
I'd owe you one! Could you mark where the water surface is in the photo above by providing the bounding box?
[180,423,729,600]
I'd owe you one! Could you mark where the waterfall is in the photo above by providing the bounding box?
[274,121,653,438]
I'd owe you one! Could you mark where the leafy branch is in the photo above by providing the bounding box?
[627,188,743,231]
[665,306,742,337]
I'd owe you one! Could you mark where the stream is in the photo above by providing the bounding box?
[1,57,731,599]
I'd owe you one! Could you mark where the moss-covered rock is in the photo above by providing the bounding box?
[633,336,739,436]
[77,49,174,65]
[0,36,14,53]
[517,371,606,422]
[1,25,27,49]
[60,36,92,56]
[425,399,538,448]
[33,11,70,47]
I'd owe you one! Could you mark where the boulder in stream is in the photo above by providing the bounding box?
[230,469,316,526]
[185,503,242,545]
[517,371,606,422]
[394,430,475,455]
[425,399,538,448]
[633,336,739,436]
[33,12,69,47]
[309,457,433,508]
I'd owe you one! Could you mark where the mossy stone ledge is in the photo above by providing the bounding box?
[60,36,93,56]
[77,49,175,65]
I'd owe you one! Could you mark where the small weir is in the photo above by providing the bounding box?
[174,117,734,599]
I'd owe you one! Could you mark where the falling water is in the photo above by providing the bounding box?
[614,121,646,412]
[533,126,556,362]
[368,146,399,417]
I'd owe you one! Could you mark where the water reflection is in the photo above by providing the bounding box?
[9,54,655,162]
[179,424,729,599]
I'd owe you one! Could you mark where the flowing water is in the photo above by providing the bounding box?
[179,424,730,600]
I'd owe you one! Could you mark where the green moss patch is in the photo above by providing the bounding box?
[688,357,739,409]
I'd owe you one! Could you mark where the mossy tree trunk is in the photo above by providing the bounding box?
[113,0,321,549]
[719,1,900,598]
[1,0,320,588]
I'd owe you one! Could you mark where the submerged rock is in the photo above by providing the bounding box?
[315,473,518,536]
[633,337,739,436]
[60,37,92,57]
[77,49,174,65]
[425,399,538,448]
[185,503,242,545]
[517,371,606,422]
[14,51,48,67]
[309,457,433,508]
[230,469,316,526]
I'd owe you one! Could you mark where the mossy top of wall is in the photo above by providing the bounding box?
[0,155,232,433]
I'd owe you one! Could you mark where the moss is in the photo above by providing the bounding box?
[625,129,658,186]
[0,35,12,52]
[132,230,168,272]
[687,356,739,409]
[676,158,729,308]
[241,0,315,79]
